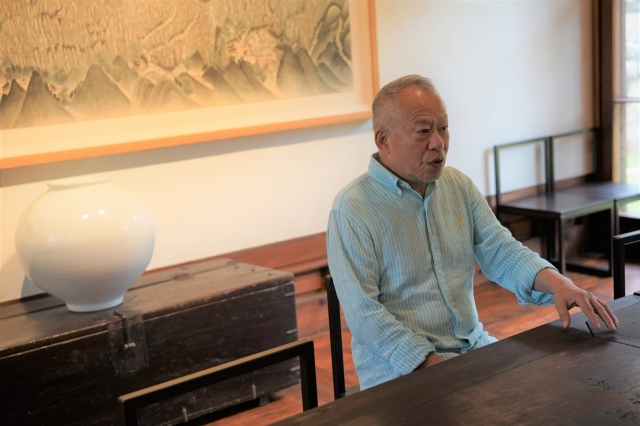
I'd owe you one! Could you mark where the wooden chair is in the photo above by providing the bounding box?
[118,339,317,426]
[551,129,640,236]
[326,275,360,399]
[494,128,618,276]
[613,230,640,299]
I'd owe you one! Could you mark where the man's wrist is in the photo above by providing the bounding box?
[533,268,558,293]
[415,351,435,371]
[533,268,574,295]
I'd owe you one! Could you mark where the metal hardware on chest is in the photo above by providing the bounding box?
[109,310,148,376]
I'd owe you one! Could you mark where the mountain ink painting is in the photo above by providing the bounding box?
[0,0,353,130]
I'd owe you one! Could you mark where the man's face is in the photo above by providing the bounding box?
[375,86,449,188]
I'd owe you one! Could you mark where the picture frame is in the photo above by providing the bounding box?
[0,0,379,169]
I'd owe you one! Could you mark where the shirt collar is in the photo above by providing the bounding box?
[368,153,437,197]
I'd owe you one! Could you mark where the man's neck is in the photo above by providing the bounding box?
[410,182,427,198]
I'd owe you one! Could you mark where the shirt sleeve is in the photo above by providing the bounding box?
[327,209,436,376]
[466,178,556,306]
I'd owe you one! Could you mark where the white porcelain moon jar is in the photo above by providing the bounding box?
[15,177,156,312]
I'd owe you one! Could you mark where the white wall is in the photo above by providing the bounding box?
[0,0,594,303]
[376,0,593,193]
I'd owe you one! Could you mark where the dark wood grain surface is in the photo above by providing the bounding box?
[201,261,640,426]
[274,295,640,426]
[0,259,292,356]
[563,182,640,204]
[0,259,298,426]
[589,299,640,348]
[499,191,613,217]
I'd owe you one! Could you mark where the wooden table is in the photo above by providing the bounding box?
[276,292,640,426]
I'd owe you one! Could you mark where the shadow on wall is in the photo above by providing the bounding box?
[20,276,40,300]
[0,254,42,300]
[0,118,373,188]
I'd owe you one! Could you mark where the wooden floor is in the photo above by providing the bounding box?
[194,263,640,426]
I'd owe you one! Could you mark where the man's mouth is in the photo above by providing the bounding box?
[429,157,445,165]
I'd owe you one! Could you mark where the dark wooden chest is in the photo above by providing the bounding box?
[0,259,299,425]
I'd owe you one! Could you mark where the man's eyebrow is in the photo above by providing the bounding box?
[413,115,447,126]
[413,118,431,125]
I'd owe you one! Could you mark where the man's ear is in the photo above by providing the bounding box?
[375,129,390,154]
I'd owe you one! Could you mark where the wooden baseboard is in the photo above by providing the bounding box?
[149,233,327,276]
[146,232,329,297]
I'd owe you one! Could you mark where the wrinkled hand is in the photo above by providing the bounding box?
[534,269,619,330]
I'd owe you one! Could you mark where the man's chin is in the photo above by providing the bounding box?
[419,171,444,183]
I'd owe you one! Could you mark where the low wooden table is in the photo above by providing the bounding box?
[0,259,299,425]
[276,292,640,425]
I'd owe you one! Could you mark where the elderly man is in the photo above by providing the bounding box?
[326,75,618,390]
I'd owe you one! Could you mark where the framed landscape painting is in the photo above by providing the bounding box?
[0,0,378,168]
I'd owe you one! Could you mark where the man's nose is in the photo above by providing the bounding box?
[428,131,445,151]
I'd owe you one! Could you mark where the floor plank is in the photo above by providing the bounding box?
[200,264,640,426]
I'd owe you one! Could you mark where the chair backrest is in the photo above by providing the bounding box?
[326,275,347,400]
[494,127,598,207]
[549,128,598,185]
[613,230,640,299]
[494,136,552,207]
[117,339,317,425]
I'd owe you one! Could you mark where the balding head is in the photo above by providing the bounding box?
[372,75,437,133]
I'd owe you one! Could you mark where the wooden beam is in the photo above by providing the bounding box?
[597,0,615,181]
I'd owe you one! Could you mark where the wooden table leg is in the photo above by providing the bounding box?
[558,218,566,275]
[608,206,615,276]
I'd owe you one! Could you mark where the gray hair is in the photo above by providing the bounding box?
[372,75,436,133]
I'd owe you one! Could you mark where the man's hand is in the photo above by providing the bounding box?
[533,268,619,330]
[414,352,444,370]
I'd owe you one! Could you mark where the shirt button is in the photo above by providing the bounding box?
[431,236,436,241]
[438,269,443,274]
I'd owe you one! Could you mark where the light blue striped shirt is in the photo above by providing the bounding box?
[327,154,556,390]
